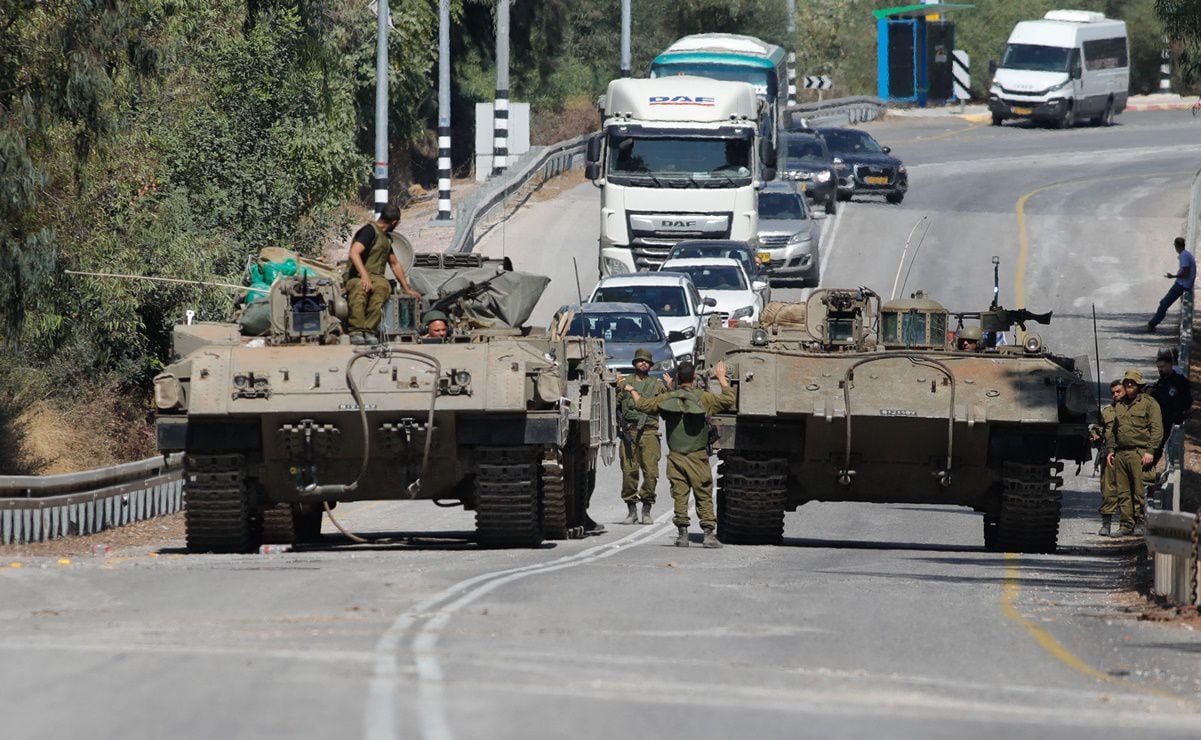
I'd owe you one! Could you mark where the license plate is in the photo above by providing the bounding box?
[864,175,889,185]
[757,251,771,264]
[1013,106,1032,115]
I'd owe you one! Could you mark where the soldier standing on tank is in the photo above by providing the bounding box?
[345,205,422,345]
[626,360,735,548]
[1105,369,1163,537]
[614,349,667,525]
[1093,379,1124,537]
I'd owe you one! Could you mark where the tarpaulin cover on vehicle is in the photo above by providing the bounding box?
[408,266,550,329]
[239,247,338,335]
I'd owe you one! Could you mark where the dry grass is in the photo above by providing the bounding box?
[20,388,156,475]
[532,97,599,145]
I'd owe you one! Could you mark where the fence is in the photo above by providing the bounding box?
[783,96,889,129]
[1145,166,1201,607]
[0,454,183,546]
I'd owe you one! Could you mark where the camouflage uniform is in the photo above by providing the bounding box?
[1106,390,1162,531]
[344,222,393,335]
[634,384,736,530]
[617,375,667,505]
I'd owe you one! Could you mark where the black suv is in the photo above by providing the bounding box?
[776,131,838,215]
[817,127,908,204]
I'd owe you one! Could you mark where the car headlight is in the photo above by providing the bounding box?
[651,358,675,373]
[602,257,630,276]
[816,170,832,183]
[832,157,843,165]
[898,165,907,174]
[787,231,813,245]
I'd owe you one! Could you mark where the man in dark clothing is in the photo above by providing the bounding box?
[1148,348,1192,469]
[1147,237,1194,333]
[345,205,422,344]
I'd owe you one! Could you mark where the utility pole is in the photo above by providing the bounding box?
[620,0,631,78]
[786,0,796,106]
[373,0,389,218]
[436,0,451,220]
[492,0,510,176]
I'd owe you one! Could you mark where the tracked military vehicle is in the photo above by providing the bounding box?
[154,248,616,552]
[705,287,1094,552]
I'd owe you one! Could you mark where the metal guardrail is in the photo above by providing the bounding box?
[783,96,889,129]
[450,134,589,254]
[0,454,183,545]
[1146,166,1201,606]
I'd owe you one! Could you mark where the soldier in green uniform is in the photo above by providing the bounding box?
[626,360,736,548]
[344,205,422,344]
[1105,369,1163,537]
[614,349,667,525]
[1093,379,1123,536]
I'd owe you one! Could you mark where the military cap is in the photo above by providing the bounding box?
[1122,368,1143,384]
[633,348,654,363]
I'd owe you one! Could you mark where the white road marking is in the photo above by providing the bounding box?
[365,513,674,740]
[817,201,846,285]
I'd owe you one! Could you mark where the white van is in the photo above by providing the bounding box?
[987,10,1128,128]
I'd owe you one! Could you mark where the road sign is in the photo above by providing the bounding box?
[952,50,970,101]
[803,76,832,90]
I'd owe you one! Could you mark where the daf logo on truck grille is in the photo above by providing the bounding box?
[662,220,697,228]
[648,95,715,106]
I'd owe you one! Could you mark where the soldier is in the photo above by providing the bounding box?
[626,360,736,548]
[1093,379,1123,537]
[955,326,982,352]
[421,310,450,340]
[344,205,422,345]
[614,349,667,525]
[1105,369,1163,537]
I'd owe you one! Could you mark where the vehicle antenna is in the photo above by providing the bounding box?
[890,215,929,300]
[65,270,267,294]
[1092,302,1103,421]
[990,255,1001,310]
[572,257,584,303]
[896,216,933,300]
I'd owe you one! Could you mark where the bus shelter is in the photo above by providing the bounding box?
[875,3,973,106]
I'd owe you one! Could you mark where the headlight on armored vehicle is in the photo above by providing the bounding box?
[453,370,472,386]
[154,373,184,411]
[1023,334,1043,353]
[816,170,832,183]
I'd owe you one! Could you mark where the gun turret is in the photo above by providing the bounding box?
[980,307,1052,333]
[424,270,508,328]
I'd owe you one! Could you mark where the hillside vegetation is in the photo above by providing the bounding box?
[0,0,1190,472]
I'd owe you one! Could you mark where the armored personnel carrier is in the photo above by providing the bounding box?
[705,287,1094,552]
[154,248,615,552]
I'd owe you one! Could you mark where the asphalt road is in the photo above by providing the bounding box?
[4,110,1201,740]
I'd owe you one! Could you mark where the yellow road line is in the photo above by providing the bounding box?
[1000,554,1190,703]
[917,119,989,141]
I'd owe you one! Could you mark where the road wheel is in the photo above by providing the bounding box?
[717,451,787,545]
[1056,103,1075,129]
[885,192,904,205]
[991,460,1062,553]
[824,196,837,215]
[991,112,1003,126]
[1101,99,1114,126]
[474,446,543,548]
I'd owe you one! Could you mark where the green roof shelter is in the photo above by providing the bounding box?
[875,3,974,105]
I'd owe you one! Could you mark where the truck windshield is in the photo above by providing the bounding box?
[650,63,775,100]
[1000,43,1072,72]
[608,134,753,187]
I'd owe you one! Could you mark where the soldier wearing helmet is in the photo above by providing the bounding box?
[614,348,667,525]
[956,325,983,352]
[421,310,450,340]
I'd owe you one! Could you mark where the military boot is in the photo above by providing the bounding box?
[702,527,723,549]
[621,502,638,525]
[639,501,653,524]
[1116,524,1135,537]
[674,526,690,547]
[1097,516,1112,537]
[1132,518,1146,537]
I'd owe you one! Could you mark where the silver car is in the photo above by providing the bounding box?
[756,181,823,287]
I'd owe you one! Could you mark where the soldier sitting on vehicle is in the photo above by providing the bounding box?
[955,326,982,352]
[344,205,422,345]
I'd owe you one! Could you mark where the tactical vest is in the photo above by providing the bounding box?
[621,375,664,428]
[658,387,710,454]
[345,222,391,280]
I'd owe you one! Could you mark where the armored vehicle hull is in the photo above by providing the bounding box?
[156,252,615,552]
[706,290,1094,552]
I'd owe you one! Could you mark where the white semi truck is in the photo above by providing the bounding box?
[585,77,776,276]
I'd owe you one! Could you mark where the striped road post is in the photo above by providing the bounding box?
[1161,42,1172,93]
[436,0,451,220]
[492,0,510,177]
[787,52,797,106]
[952,50,970,103]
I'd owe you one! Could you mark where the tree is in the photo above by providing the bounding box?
[1157,0,1201,83]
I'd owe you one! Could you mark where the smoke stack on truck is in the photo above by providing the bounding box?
[585,77,775,276]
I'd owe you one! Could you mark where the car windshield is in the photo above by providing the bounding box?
[758,192,806,220]
[783,137,826,161]
[592,286,690,317]
[1001,43,1072,73]
[821,129,884,155]
[671,265,747,291]
[668,245,752,273]
[607,134,753,185]
[568,312,663,343]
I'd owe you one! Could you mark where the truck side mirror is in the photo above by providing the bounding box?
[585,162,601,181]
[1070,63,1082,80]
[763,166,777,181]
[759,139,777,169]
[586,133,602,164]
[988,59,997,75]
